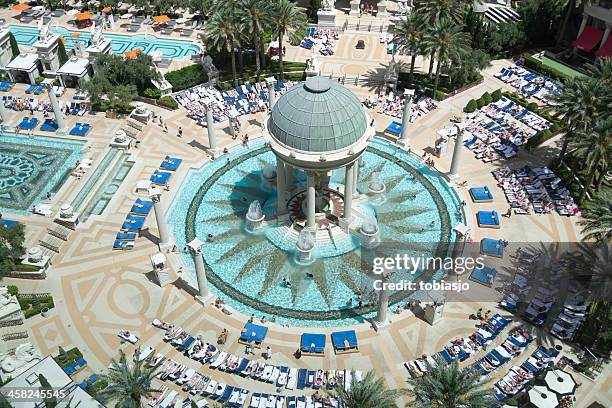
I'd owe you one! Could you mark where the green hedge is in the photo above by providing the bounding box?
[14,264,41,272]
[158,96,178,109]
[143,88,161,99]
[19,295,55,319]
[53,347,83,369]
[91,102,132,115]
[491,88,502,102]
[523,54,575,82]
[464,99,477,113]
[165,64,208,91]
[7,285,18,296]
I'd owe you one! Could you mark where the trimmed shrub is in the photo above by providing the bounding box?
[15,264,41,272]
[476,97,486,109]
[164,64,208,91]
[527,102,539,111]
[7,285,18,296]
[550,123,561,133]
[482,91,492,105]
[34,76,45,85]
[159,96,178,109]
[143,88,161,99]
[464,99,478,113]
[491,88,502,102]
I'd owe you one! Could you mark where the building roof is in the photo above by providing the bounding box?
[57,56,90,77]
[6,53,39,71]
[268,77,368,153]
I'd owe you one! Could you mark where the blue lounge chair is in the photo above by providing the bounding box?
[296,368,307,389]
[477,210,500,228]
[384,121,402,137]
[113,240,135,250]
[177,336,195,351]
[220,386,233,401]
[235,359,249,373]
[40,118,58,132]
[238,322,269,345]
[469,186,493,202]
[286,397,297,408]
[25,84,36,94]
[331,330,358,354]
[480,238,504,257]
[121,215,146,231]
[305,370,315,387]
[130,198,153,216]
[116,232,137,241]
[301,333,326,355]
[33,85,44,95]
[160,156,183,171]
[276,367,289,387]
[470,265,497,287]
[439,349,454,364]
[150,170,172,185]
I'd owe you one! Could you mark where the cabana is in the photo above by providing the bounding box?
[384,121,402,138]
[238,322,268,347]
[331,330,358,354]
[477,210,500,229]
[121,214,145,231]
[572,25,604,53]
[160,156,182,171]
[130,198,153,216]
[18,117,38,129]
[469,186,493,202]
[300,333,326,356]
[480,238,504,257]
[69,122,90,136]
[151,170,172,185]
[469,265,497,287]
[113,240,134,250]
[116,232,137,241]
[40,118,58,132]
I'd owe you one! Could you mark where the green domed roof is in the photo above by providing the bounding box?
[268,77,368,153]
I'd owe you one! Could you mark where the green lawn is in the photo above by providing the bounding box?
[541,56,587,79]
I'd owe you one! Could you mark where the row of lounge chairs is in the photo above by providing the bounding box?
[494,63,559,104]
[114,198,153,250]
[493,166,579,216]
[492,97,550,132]
[364,92,437,124]
[549,296,587,341]
[493,346,558,401]
[471,326,535,378]
[405,314,512,376]
[25,84,46,95]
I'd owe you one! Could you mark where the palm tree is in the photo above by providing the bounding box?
[330,370,403,408]
[570,117,611,204]
[579,191,612,243]
[98,349,160,408]
[422,19,471,97]
[394,13,424,87]
[551,77,602,162]
[571,241,612,304]
[414,0,466,77]
[406,356,494,408]
[272,0,306,80]
[204,9,242,85]
[240,0,272,76]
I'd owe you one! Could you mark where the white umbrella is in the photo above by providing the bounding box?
[67,9,79,16]
[544,369,577,396]
[527,385,559,408]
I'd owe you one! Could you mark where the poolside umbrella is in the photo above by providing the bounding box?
[75,12,93,21]
[71,33,81,38]
[525,386,559,408]
[153,15,171,23]
[544,369,577,396]
[101,7,112,13]
[60,38,68,44]
[12,4,32,11]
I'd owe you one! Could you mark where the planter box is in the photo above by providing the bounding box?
[41,307,50,317]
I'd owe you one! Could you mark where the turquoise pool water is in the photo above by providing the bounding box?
[0,132,84,214]
[9,25,201,59]
[168,137,463,327]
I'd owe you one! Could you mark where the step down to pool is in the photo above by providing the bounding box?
[127,119,145,131]
[123,126,140,139]
[39,236,63,253]
[39,247,56,259]
[47,224,72,241]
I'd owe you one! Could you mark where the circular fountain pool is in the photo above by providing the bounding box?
[168,138,463,327]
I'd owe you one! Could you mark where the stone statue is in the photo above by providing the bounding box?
[91,22,103,47]
[0,287,17,308]
[0,343,42,378]
[322,0,334,11]
[38,17,50,43]
[201,55,219,82]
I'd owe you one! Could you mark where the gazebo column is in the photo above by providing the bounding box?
[27,71,35,85]
[46,82,66,131]
[306,171,316,230]
[448,123,465,179]
[399,89,415,146]
[352,162,359,195]
[150,191,171,249]
[266,76,277,110]
[204,100,219,152]
[285,164,293,191]
[343,162,355,220]
[602,25,611,45]
[276,159,287,218]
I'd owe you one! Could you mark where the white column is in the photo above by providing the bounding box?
[46,82,66,130]
[352,162,359,195]
[276,159,287,217]
[349,0,360,16]
[399,89,415,145]
[266,76,277,110]
[192,245,209,298]
[285,164,293,191]
[306,171,316,230]
[578,15,589,37]
[151,193,170,247]
[0,99,8,123]
[344,162,355,220]
[204,100,218,151]
[602,25,611,46]
[449,124,465,178]
[27,71,35,85]
[377,1,388,17]
[374,273,389,326]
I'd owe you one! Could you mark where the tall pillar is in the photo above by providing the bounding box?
[266,76,277,110]
[285,164,293,191]
[306,171,316,230]
[374,274,390,327]
[0,99,8,123]
[399,89,415,145]
[448,123,465,179]
[276,159,287,217]
[151,192,171,248]
[204,99,218,151]
[192,244,209,298]
[352,162,359,195]
[344,162,355,220]
[46,82,66,130]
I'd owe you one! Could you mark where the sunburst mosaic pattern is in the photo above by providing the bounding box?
[0,133,83,212]
[168,138,463,326]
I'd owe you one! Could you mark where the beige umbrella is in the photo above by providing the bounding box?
[544,369,577,396]
[526,385,559,408]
